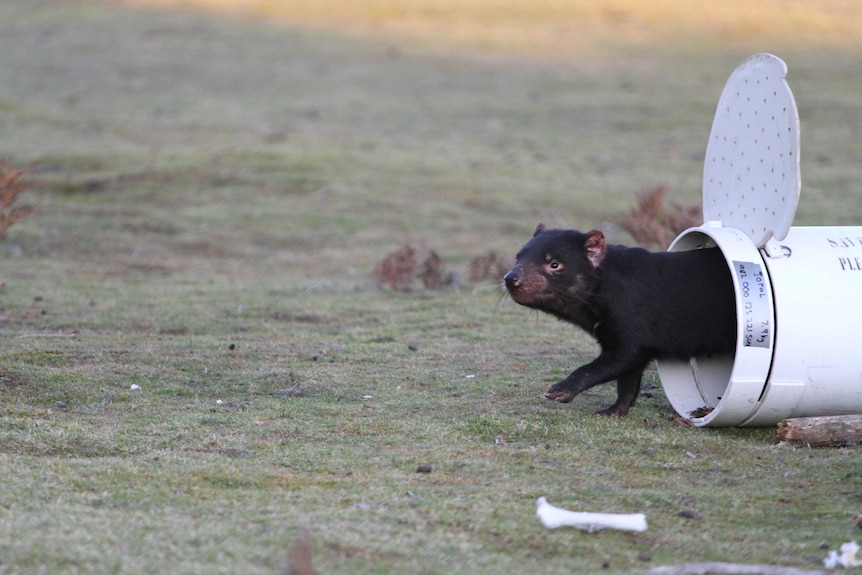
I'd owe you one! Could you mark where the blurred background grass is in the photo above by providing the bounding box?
[125,0,862,57]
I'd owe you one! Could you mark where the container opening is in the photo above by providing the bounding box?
[659,227,775,426]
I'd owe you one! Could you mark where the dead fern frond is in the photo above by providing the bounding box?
[373,246,417,291]
[616,185,701,250]
[665,202,702,237]
[635,184,667,219]
[417,250,453,289]
[373,246,508,292]
[468,250,506,287]
[0,163,35,239]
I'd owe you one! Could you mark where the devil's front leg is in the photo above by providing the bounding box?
[593,365,645,417]
[544,349,647,414]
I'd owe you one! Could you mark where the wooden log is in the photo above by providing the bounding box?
[646,562,827,575]
[776,414,862,448]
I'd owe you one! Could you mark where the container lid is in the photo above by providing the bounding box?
[702,53,801,248]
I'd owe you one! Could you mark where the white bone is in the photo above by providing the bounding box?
[536,497,647,533]
[824,541,862,569]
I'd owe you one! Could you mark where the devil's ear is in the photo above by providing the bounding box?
[533,223,547,237]
[583,230,606,268]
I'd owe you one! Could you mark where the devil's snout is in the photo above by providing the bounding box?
[504,268,522,289]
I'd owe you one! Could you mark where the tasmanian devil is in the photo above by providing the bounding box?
[504,224,737,417]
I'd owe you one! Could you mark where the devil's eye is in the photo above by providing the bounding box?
[549,261,561,270]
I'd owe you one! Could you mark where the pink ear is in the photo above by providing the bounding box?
[533,223,546,237]
[583,230,606,268]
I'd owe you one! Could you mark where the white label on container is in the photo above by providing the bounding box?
[733,260,771,349]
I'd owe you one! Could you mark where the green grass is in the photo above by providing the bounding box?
[1,1,862,573]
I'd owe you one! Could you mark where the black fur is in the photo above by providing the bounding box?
[504,225,736,417]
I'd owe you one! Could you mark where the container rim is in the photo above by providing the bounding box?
[658,226,776,426]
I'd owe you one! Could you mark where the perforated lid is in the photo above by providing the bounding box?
[703,53,801,247]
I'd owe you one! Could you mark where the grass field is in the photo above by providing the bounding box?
[1,1,862,573]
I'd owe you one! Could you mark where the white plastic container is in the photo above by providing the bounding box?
[656,54,862,426]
